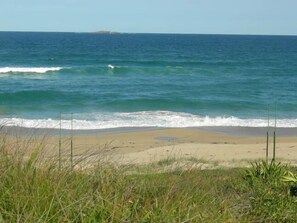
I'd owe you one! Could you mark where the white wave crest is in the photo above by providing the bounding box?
[1,111,297,130]
[0,67,63,74]
[107,64,115,69]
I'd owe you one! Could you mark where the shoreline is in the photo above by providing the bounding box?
[2,125,297,137]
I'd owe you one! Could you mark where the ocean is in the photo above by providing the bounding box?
[0,32,297,129]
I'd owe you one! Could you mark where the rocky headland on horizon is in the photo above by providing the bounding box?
[94,30,121,34]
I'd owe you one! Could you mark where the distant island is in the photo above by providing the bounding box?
[94,30,121,34]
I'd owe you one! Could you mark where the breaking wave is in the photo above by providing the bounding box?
[0,67,63,74]
[1,111,296,130]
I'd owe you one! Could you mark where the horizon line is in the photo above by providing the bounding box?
[0,30,297,37]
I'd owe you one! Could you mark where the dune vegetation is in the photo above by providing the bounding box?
[0,136,297,222]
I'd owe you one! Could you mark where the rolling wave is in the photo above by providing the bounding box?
[0,67,63,73]
[99,65,197,76]
[0,65,201,76]
[1,111,296,130]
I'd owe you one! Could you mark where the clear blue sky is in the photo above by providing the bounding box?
[1,0,297,35]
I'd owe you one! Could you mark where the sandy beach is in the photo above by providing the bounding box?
[2,126,297,168]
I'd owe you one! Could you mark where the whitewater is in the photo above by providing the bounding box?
[0,111,295,130]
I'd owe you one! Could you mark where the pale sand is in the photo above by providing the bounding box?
[2,127,297,168]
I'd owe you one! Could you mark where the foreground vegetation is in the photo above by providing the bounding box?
[1,142,297,222]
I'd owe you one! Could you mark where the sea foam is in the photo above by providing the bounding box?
[0,67,63,73]
[1,111,296,130]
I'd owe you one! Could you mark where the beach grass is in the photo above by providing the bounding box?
[1,138,297,222]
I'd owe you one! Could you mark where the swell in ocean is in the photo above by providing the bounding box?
[1,33,297,130]
[0,111,295,130]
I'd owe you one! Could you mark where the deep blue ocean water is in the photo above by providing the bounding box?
[0,32,297,129]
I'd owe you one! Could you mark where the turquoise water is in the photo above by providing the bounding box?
[0,32,297,129]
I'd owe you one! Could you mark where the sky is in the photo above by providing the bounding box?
[1,0,297,35]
